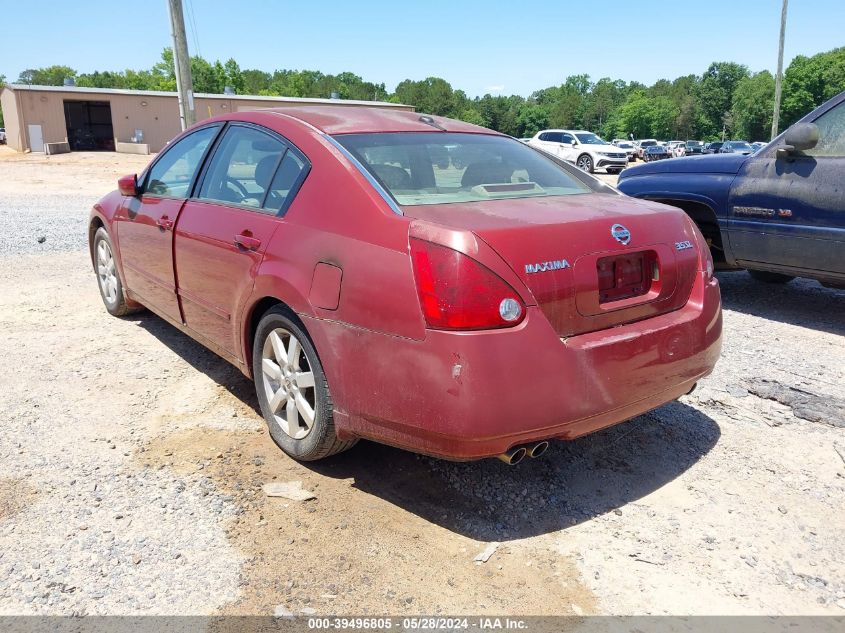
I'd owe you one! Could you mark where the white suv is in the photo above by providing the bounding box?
[0,128,6,144]
[528,129,628,173]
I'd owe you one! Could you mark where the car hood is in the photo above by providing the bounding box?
[620,153,747,177]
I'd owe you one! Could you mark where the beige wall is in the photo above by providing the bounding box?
[1,89,23,151]
[2,87,413,153]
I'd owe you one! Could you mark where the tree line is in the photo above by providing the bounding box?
[4,46,845,141]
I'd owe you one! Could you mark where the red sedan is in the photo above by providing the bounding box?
[89,107,722,464]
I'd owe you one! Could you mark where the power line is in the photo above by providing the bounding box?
[185,0,202,58]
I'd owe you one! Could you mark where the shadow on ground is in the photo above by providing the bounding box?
[311,402,719,540]
[133,310,720,541]
[717,270,845,336]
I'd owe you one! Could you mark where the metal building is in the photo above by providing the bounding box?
[0,84,413,153]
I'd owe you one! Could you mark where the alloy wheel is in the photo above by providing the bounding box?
[577,155,593,172]
[96,240,118,304]
[261,328,318,439]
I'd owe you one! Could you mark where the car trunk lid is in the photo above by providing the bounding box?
[403,194,700,337]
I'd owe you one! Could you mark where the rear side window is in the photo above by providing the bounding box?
[198,125,286,210]
[144,126,219,198]
[264,152,307,213]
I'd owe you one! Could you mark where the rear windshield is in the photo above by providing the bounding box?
[640,140,657,147]
[334,132,591,206]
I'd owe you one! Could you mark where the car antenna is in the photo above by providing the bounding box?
[418,115,447,131]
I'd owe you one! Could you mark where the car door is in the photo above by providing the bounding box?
[728,97,845,276]
[559,132,578,162]
[534,131,560,156]
[115,124,221,322]
[174,123,309,360]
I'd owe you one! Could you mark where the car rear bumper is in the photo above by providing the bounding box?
[307,272,722,460]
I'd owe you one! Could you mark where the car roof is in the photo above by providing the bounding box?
[242,106,497,136]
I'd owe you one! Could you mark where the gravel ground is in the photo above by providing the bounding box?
[0,193,97,255]
[0,151,843,617]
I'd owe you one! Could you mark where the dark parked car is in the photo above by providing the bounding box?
[703,141,724,154]
[89,107,721,464]
[685,140,704,155]
[617,90,845,288]
[719,141,754,155]
[643,144,670,161]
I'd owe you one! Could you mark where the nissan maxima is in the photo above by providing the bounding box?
[89,108,722,464]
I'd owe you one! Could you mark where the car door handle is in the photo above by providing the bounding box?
[234,233,261,250]
[156,216,173,230]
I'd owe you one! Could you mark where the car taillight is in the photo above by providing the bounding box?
[685,217,714,279]
[410,238,525,330]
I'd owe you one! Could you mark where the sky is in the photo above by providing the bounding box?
[1,0,843,97]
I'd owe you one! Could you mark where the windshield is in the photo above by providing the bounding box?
[617,142,633,148]
[334,132,592,206]
[574,133,606,145]
[728,142,753,151]
[640,140,657,147]
[686,141,703,146]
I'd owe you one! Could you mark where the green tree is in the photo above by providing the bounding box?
[393,77,455,116]
[731,71,775,141]
[17,65,76,86]
[242,69,271,94]
[781,47,845,129]
[697,61,750,137]
[223,59,245,93]
[515,104,548,137]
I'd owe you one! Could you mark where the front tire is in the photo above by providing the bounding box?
[748,270,795,284]
[576,154,594,173]
[253,307,356,461]
[93,227,138,317]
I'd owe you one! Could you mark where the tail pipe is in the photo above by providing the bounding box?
[497,441,549,465]
[497,446,527,466]
[526,441,549,458]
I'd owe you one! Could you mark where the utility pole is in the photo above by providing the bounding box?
[771,0,788,140]
[168,0,195,130]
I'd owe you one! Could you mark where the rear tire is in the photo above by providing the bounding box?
[748,270,795,284]
[253,307,357,461]
[92,227,139,317]
[576,154,594,173]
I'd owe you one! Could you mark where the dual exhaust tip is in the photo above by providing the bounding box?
[497,441,549,465]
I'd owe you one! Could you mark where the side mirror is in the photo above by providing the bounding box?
[777,122,819,158]
[118,174,139,196]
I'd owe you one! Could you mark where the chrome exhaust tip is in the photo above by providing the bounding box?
[497,446,527,465]
[526,441,549,458]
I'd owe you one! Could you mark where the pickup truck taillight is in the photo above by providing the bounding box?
[410,238,525,330]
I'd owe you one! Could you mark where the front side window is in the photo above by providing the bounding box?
[198,126,287,210]
[145,125,219,198]
[335,132,592,206]
[805,101,845,157]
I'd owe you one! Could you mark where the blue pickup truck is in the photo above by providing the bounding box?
[618,91,845,288]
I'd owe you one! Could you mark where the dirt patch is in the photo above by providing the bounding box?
[0,478,36,522]
[142,428,597,616]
